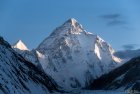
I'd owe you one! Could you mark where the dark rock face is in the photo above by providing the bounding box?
[0,36,59,94]
[88,56,140,91]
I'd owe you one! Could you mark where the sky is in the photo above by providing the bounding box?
[1,0,140,50]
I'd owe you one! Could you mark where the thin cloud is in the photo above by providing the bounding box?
[122,44,138,50]
[100,14,127,26]
[107,20,126,25]
[101,14,120,19]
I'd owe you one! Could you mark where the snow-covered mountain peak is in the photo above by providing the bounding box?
[36,18,122,91]
[12,19,121,91]
[13,40,29,51]
[63,18,84,32]
[50,18,85,37]
[64,18,78,27]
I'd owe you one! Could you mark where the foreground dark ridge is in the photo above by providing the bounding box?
[88,56,140,91]
[0,36,59,94]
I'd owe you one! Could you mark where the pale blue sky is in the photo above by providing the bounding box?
[1,0,140,50]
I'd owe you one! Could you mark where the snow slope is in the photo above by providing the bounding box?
[0,37,58,94]
[36,18,122,91]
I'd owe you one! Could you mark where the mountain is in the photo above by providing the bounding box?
[36,18,122,91]
[0,37,59,94]
[88,56,140,92]
[13,40,29,51]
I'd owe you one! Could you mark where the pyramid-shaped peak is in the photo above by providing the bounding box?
[13,40,29,51]
[49,18,85,36]
[67,18,77,24]
[63,18,82,28]
[17,40,23,43]
[16,40,25,45]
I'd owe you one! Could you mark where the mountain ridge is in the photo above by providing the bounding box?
[88,56,140,92]
[0,36,59,94]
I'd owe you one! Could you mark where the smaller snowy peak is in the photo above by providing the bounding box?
[13,40,29,51]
